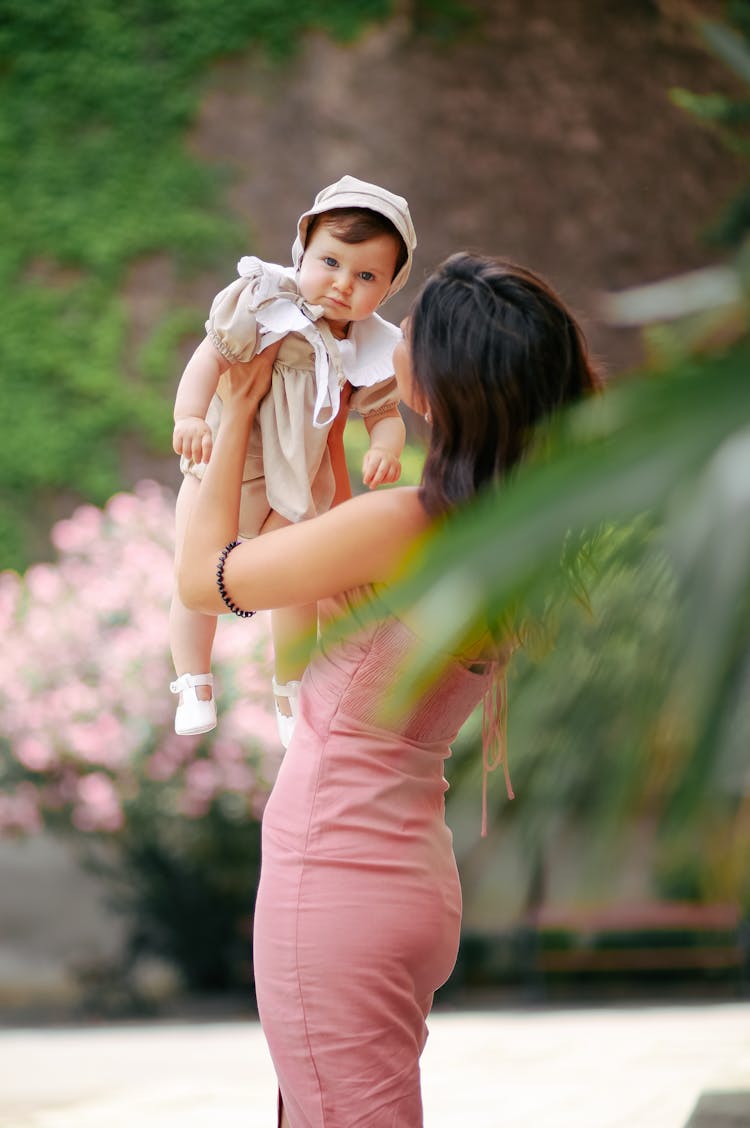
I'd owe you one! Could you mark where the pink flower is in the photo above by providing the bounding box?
[67,714,127,768]
[209,738,243,765]
[16,737,57,772]
[1,480,278,837]
[184,759,218,804]
[145,751,178,781]
[145,733,197,781]
[176,792,211,819]
[25,564,64,603]
[50,505,103,554]
[0,785,42,836]
[220,761,257,794]
[72,772,124,833]
[106,492,143,525]
[50,519,81,555]
[224,699,280,750]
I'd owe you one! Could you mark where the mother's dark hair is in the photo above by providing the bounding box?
[410,252,602,517]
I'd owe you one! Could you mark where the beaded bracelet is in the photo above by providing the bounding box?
[216,540,256,618]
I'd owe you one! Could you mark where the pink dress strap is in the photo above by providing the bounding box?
[481,665,514,837]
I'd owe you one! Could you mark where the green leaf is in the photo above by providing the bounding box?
[699,18,750,87]
[376,342,750,708]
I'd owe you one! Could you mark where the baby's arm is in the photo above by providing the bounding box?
[361,405,406,489]
[173,337,230,465]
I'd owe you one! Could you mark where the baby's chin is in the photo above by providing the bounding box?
[322,316,352,341]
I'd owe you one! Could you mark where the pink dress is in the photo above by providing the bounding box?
[253,587,496,1127]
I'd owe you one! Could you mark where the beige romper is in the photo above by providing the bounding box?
[180,257,402,538]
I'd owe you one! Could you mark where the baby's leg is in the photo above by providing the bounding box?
[170,475,218,733]
[271,603,318,698]
[171,474,218,681]
[260,509,318,740]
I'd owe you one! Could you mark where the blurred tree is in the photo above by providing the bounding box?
[379,1,750,913]
[670,0,750,248]
[0,0,395,570]
[0,482,281,996]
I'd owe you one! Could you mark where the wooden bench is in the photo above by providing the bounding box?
[524,901,747,985]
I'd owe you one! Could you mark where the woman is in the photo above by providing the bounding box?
[180,252,600,1126]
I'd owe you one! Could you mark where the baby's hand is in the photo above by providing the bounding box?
[173,416,213,464]
[362,447,402,489]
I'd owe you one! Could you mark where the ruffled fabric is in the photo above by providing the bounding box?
[224,256,400,428]
[195,257,403,528]
[339,316,402,389]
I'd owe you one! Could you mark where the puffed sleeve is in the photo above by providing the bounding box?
[349,375,401,420]
[205,276,262,364]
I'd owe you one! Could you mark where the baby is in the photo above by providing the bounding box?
[170,175,417,745]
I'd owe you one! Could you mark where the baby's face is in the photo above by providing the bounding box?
[298,227,399,330]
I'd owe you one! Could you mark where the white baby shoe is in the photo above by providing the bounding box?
[170,672,217,736]
[272,677,301,749]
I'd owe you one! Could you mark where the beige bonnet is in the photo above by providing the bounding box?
[291,174,417,303]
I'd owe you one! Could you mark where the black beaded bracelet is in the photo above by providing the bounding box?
[216,540,256,618]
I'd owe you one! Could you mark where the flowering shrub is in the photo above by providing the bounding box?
[0,479,281,838]
[0,480,283,994]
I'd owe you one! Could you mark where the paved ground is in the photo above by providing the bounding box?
[0,1001,748,1127]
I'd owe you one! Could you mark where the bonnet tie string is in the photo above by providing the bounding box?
[249,276,347,427]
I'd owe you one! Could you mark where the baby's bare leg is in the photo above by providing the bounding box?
[170,474,217,700]
[271,606,317,715]
[260,509,317,718]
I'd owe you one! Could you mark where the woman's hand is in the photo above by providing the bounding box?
[218,339,283,415]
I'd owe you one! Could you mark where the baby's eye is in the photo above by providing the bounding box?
[359,271,375,282]
[323,256,338,268]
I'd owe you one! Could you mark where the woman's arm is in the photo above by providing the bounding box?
[178,358,428,618]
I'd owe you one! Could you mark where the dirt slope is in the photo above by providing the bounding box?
[125,1,746,488]
[189,1,744,371]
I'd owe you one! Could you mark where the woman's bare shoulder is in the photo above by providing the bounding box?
[219,485,432,613]
[340,485,431,542]
[300,485,431,592]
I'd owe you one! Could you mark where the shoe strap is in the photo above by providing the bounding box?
[170,672,214,694]
[272,677,301,699]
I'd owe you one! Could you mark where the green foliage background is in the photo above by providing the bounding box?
[358,1,750,920]
[0,0,394,569]
[2,0,749,995]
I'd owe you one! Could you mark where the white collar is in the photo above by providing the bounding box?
[237,257,400,426]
